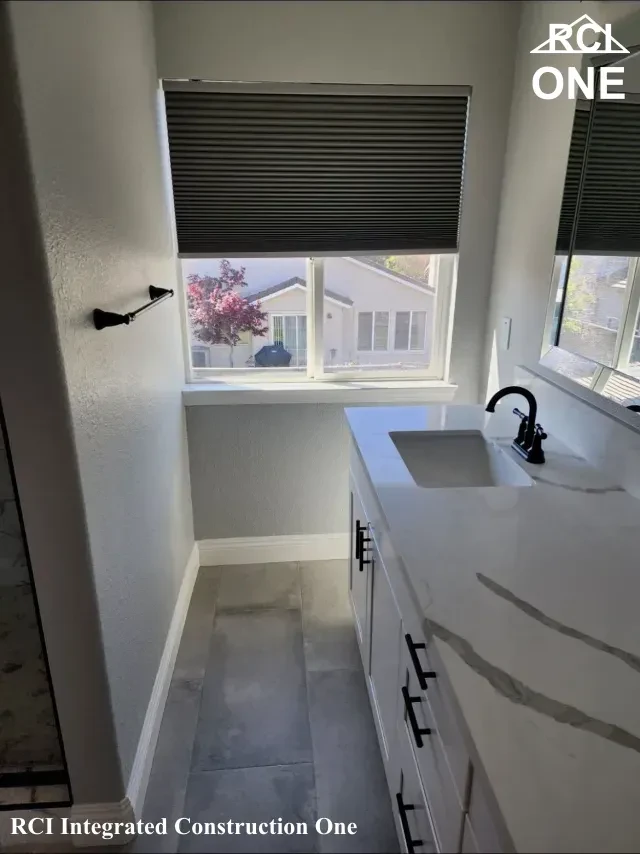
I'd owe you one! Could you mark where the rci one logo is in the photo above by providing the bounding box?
[530,14,629,100]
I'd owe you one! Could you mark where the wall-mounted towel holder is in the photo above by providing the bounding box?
[93,286,174,330]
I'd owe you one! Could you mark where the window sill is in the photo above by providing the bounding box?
[182,380,458,406]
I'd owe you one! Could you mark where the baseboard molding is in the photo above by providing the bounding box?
[126,541,200,819]
[198,533,349,566]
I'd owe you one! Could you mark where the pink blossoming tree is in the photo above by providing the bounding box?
[187,260,268,367]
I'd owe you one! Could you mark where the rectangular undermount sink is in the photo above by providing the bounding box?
[389,430,533,488]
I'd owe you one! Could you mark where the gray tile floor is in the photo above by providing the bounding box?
[136,561,398,854]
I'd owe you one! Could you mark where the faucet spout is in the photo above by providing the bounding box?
[485,385,545,464]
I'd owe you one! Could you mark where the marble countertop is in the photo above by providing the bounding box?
[345,404,640,854]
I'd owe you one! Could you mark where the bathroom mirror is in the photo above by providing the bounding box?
[541,11,640,415]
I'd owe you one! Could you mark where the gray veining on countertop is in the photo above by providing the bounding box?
[345,404,640,853]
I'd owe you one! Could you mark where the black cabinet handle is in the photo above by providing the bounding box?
[355,519,364,560]
[405,634,437,690]
[396,792,423,853]
[402,685,431,748]
[355,520,372,572]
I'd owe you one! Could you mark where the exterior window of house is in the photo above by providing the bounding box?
[191,346,210,368]
[394,311,427,351]
[357,312,389,352]
[272,314,307,367]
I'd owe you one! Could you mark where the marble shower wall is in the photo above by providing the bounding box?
[0,429,29,586]
[0,413,66,782]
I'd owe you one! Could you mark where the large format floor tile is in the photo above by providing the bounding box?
[179,764,317,854]
[300,560,361,672]
[191,609,312,770]
[307,669,399,854]
[216,562,300,613]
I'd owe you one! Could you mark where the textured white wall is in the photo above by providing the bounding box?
[0,2,123,803]
[483,1,600,398]
[8,0,195,786]
[482,0,639,398]
[187,404,349,539]
[154,0,521,402]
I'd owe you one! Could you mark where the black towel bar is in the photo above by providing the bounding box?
[93,286,174,330]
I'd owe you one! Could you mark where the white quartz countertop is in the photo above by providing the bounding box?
[345,404,640,854]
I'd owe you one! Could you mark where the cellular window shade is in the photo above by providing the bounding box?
[164,87,469,255]
[556,101,640,254]
[556,107,589,253]
[574,101,640,255]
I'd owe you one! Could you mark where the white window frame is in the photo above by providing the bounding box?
[356,311,390,353]
[393,310,428,353]
[182,253,457,384]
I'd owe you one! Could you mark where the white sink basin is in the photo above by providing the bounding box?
[389,430,533,488]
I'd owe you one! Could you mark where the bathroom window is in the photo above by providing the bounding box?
[182,254,456,381]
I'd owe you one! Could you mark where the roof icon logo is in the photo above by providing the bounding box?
[531,14,629,54]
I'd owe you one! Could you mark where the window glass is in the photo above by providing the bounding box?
[410,312,427,351]
[183,253,447,376]
[191,347,210,368]
[373,313,389,351]
[558,255,631,367]
[627,312,640,377]
[184,257,307,370]
[357,313,373,351]
[324,255,437,373]
[395,312,410,350]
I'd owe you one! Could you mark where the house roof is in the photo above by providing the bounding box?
[347,257,434,292]
[246,276,354,307]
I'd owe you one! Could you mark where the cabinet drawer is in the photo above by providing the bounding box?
[400,642,464,854]
[402,624,470,807]
[395,709,438,854]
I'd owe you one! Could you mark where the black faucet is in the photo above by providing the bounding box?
[485,385,547,465]
[626,404,640,413]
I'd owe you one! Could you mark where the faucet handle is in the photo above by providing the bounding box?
[527,423,547,464]
[513,408,528,446]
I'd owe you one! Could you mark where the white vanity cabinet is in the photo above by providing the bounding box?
[349,476,371,669]
[349,446,508,854]
[350,474,404,781]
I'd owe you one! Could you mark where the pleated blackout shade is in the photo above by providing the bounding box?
[557,100,640,255]
[163,84,470,256]
[556,107,589,254]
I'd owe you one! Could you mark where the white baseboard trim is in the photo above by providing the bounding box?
[198,533,349,566]
[126,541,200,819]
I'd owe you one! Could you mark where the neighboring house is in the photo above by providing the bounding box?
[185,256,435,371]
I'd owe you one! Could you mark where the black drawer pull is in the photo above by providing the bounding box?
[356,520,372,571]
[402,685,431,748]
[396,792,423,853]
[405,633,437,690]
[355,519,364,560]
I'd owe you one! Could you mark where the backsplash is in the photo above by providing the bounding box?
[517,366,640,501]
